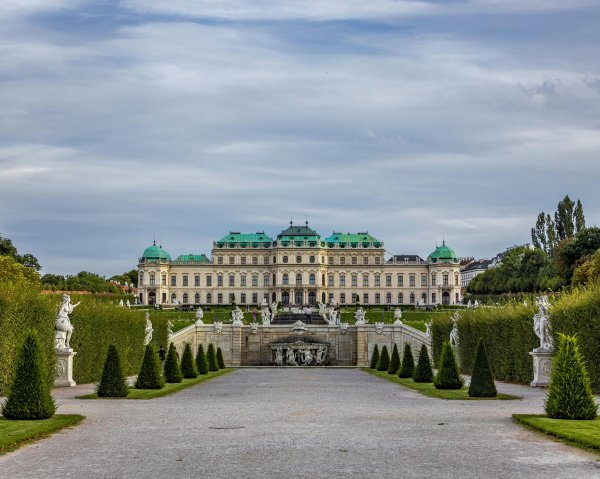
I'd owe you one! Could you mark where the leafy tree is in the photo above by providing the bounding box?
[196,344,208,374]
[531,196,585,257]
[110,269,138,287]
[207,344,219,371]
[388,344,400,374]
[377,345,390,371]
[216,347,225,369]
[545,334,597,420]
[180,343,198,379]
[0,234,18,258]
[369,345,380,369]
[164,343,182,383]
[572,249,600,286]
[0,233,41,271]
[468,340,497,398]
[575,200,586,232]
[398,343,415,378]
[97,344,128,397]
[135,344,164,389]
[2,331,56,419]
[433,341,463,390]
[558,227,600,283]
[413,344,433,383]
[555,195,576,241]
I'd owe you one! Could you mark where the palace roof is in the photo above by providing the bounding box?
[427,241,457,263]
[277,222,320,241]
[140,242,171,262]
[172,254,211,264]
[215,232,274,248]
[325,232,382,248]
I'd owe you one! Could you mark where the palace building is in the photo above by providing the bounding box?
[137,222,461,307]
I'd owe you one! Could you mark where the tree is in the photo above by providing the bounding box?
[196,344,208,374]
[555,195,576,241]
[468,340,497,398]
[216,348,225,369]
[180,343,198,379]
[558,227,600,283]
[433,341,463,390]
[207,343,219,371]
[97,345,128,397]
[572,249,600,286]
[413,344,433,383]
[388,344,400,374]
[398,343,415,378]
[2,331,56,419]
[574,200,586,233]
[110,269,138,287]
[545,334,597,420]
[164,343,182,383]
[135,344,164,389]
[370,345,380,369]
[377,345,390,371]
[0,233,41,271]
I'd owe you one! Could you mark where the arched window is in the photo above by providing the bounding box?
[206,293,212,304]
[386,293,392,304]
[309,273,315,285]
[296,273,302,286]
[194,293,200,304]
[421,293,427,304]
[410,293,415,304]
[183,293,189,304]
[171,293,176,302]
[283,273,289,285]
[322,274,326,285]
[398,292,404,303]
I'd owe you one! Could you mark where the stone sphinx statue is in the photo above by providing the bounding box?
[144,313,153,346]
[55,294,81,351]
[533,295,553,351]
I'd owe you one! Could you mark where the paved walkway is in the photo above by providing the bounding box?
[1,369,598,478]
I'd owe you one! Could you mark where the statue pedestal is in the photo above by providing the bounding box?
[55,349,77,387]
[529,349,553,387]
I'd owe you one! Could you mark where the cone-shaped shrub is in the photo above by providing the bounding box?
[468,339,497,398]
[164,343,183,383]
[370,345,380,369]
[217,347,225,369]
[196,344,208,375]
[135,344,165,389]
[97,344,128,397]
[413,344,433,383]
[2,331,55,419]
[180,343,198,379]
[398,343,415,378]
[377,345,390,371]
[545,334,597,420]
[434,341,464,390]
[207,343,219,371]
[388,344,400,374]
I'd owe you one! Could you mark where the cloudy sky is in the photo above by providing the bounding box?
[1,1,599,276]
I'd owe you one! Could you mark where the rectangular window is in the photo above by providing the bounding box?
[328,256,334,265]
[241,256,246,265]
[363,274,369,287]
[375,293,380,304]
[263,274,269,286]
[431,275,436,286]
[264,293,269,301]
[375,275,380,287]
[443,274,449,286]
[340,275,346,287]
[252,256,258,265]
[340,257,346,265]
[397,274,404,287]
[351,275,357,287]
[194,275,200,287]
[162,275,166,286]
[363,293,369,304]
[217,275,223,287]
[455,275,459,286]
[340,293,346,304]
[328,274,334,287]
[329,292,334,303]
[182,275,188,287]
[241,275,247,287]
[375,257,381,265]
[218,257,223,265]
[386,275,392,287]
[149,274,155,286]
[171,275,176,287]
[386,293,391,304]
[252,293,258,304]
[229,256,235,265]
[363,256,368,265]
[206,294,212,304]
[206,275,212,287]
[421,274,427,287]
[264,256,269,265]
[229,275,235,287]
[241,293,246,304]
[217,293,223,304]
[352,256,357,265]
[409,275,415,287]
[455,292,459,303]
[352,293,358,303]
[432,293,437,303]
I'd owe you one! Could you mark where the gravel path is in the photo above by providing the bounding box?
[1,368,598,478]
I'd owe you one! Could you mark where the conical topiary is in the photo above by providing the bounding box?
[207,343,219,371]
[2,331,56,419]
[434,341,463,390]
[388,344,400,374]
[370,345,380,369]
[398,343,415,378]
[196,344,208,374]
[377,345,390,371]
[180,343,198,379]
[135,344,165,389]
[217,347,225,369]
[413,344,433,383]
[468,339,497,398]
[97,344,128,397]
[545,334,597,420]
[164,343,183,383]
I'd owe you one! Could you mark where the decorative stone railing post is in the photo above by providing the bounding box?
[530,295,554,387]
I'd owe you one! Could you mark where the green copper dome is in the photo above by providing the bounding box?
[427,241,456,263]
[141,242,171,261]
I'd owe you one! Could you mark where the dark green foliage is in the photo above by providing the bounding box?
[370,345,380,369]
[196,344,208,374]
[468,339,497,398]
[545,334,597,420]
[164,343,182,383]
[388,344,400,374]
[434,341,464,390]
[377,345,390,371]
[180,343,198,379]
[135,344,164,389]
[97,345,128,397]
[2,331,56,419]
[558,227,600,283]
[398,343,415,378]
[207,343,219,371]
[217,347,225,369]
[413,344,433,383]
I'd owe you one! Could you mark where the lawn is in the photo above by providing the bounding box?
[513,414,600,451]
[78,368,233,400]
[363,368,519,400]
[0,414,84,455]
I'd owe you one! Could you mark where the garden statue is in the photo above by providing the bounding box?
[286,347,297,366]
[167,320,173,338]
[425,321,432,338]
[328,308,337,325]
[55,294,81,351]
[450,311,459,348]
[533,295,553,351]
[318,302,328,319]
[393,308,403,324]
[270,301,278,315]
[302,348,313,366]
[144,313,153,346]
[231,306,244,325]
[261,308,272,325]
[119,299,124,307]
[315,346,326,365]
[354,307,367,325]
[195,307,204,326]
[260,298,268,308]
[126,299,131,308]
[275,347,284,366]
[467,300,472,308]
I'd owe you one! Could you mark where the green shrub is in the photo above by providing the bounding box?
[413,344,433,383]
[545,334,597,420]
[217,347,225,369]
[370,345,380,369]
[97,344,128,397]
[2,330,56,419]
[434,341,463,390]
[398,343,415,378]
[468,339,496,398]
[164,343,182,383]
[196,344,208,374]
[207,344,219,371]
[180,343,198,379]
[377,345,390,372]
[388,344,400,374]
[135,344,164,389]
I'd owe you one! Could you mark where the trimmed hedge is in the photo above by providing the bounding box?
[135,344,164,389]
[97,344,128,397]
[377,345,390,372]
[388,344,400,374]
[207,344,219,371]
[217,347,225,369]
[434,341,463,390]
[398,343,415,379]
[370,345,380,369]
[196,344,208,374]
[413,344,433,383]
[164,343,182,383]
[468,339,497,398]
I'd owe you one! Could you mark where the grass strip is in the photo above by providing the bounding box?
[363,368,520,400]
[0,414,84,455]
[77,368,234,400]
[513,414,600,452]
